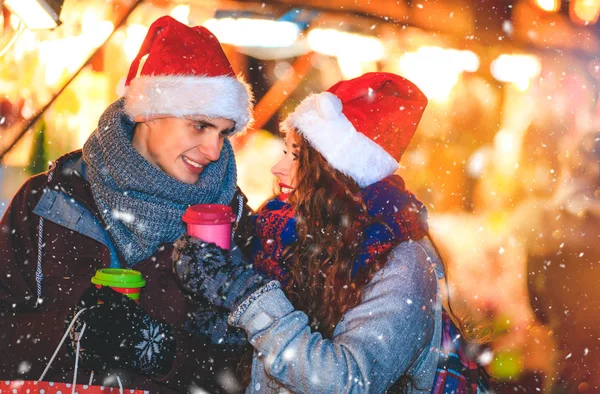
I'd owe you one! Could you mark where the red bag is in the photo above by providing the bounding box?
[1,380,149,393]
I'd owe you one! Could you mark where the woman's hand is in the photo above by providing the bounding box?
[172,235,272,311]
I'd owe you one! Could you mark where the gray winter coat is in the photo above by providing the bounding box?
[229,238,445,393]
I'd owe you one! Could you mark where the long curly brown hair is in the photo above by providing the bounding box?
[282,130,389,337]
[281,130,488,344]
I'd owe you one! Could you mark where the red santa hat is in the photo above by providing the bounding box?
[122,16,253,132]
[282,72,428,187]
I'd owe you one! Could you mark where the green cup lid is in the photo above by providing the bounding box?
[91,268,146,288]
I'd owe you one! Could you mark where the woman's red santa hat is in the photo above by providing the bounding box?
[122,16,253,132]
[282,72,428,187]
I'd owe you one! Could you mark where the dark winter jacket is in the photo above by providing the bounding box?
[0,150,254,393]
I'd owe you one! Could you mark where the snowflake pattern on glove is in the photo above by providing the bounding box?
[131,315,174,376]
[135,317,165,362]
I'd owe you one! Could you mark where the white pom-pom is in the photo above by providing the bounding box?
[116,76,127,97]
[315,92,343,120]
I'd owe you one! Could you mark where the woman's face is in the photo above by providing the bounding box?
[271,131,300,194]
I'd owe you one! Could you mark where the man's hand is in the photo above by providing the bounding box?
[68,286,176,377]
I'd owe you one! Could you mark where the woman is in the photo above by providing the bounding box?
[173,72,486,393]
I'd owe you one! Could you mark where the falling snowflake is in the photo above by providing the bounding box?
[283,348,296,361]
[478,349,494,365]
[18,361,31,374]
[112,210,135,224]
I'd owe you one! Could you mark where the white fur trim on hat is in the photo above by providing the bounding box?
[124,74,253,132]
[282,92,398,188]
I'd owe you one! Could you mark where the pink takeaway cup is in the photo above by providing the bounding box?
[182,204,235,250]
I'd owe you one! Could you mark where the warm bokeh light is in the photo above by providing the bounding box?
[570,0,600,25]
[467,148,491,178]
[5,0,59,30]
[123,24,148,62]
[396,46,479,101]
[170,4,190,25]
[81,9,114,48]
[234,130,285,210]
[10,28,36,62]
[490,54,541,91]
[336,56,377,79]
[494,128,519,170]
[34,9,113,87]
[306,29,383,79]
[534,0,560,12]
[9,14,21,30]
[204,18,300,48]
[36,12,113,87]
[307,28,384,62]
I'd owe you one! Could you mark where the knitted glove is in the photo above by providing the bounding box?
[68,286,176,377]
[186,308,247,347]
[172,235,272,311]
[65,287,105,370]
[67,286,100,326]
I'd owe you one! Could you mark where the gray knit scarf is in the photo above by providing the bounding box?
[82,99,237,267]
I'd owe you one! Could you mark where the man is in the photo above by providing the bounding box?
[0,16,254,393]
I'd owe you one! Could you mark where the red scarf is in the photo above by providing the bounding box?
[251,175,428,282]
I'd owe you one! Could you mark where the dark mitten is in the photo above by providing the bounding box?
[172,236,271,311]
[66,286,106,369]
[67,286,101,329]
[186,308,247,347]
[70,287,176,377]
